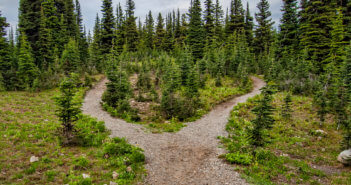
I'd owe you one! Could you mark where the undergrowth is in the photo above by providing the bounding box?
[221,92,351,184]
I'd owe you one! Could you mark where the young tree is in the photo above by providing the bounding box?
[249,84,276,147]
[254,0,274,54]
[187,0,205,61]
[55,75,81,146]
[282,92,293,120]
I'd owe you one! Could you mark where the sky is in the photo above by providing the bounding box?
[0,0,283,33]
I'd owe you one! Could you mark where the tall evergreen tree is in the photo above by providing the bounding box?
[214,0,224,43]
[145,11,154,49]
[227,0,245,36]
[0,11,11,90]
[245,2,254,47]
[115,3,125,54]
[17,33,38,89]
[61,38,80,74]
[125,0,138,52]
[204,0,215,44]
[38,6,55,70]
[101,0,115,54]
[63,0,78,38]
[278,0,299,56]
[254,0,274,54]
[187,0,205,61]
[155,13,166,50]
[164,13,174,51]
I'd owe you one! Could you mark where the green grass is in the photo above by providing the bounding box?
[0,76,146,185]
[221,92,351,184]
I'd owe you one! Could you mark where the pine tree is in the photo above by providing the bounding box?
[155,13,166,50]
[125,0,138,52]
[38,6,55,70]
[300,0,336,73]
[227,0,245,36]
[55,75,81,146]
[214,0,224,43]
[254,0,274,54]
[187,0,205,61]
[63,0,78,38]
[17,33,39,89]
[18,0,42,65]
[278,0,299,56]
[101,0,115,54]
[244,2,254,47]
[61,38,80,74]
[204,0,215,44]
[115,3,125,54]
[145,11,154,50]
[0,11,11,90]
[249,84,276,147]
[75,0,89,69]
[164,14,174,52]
[282,92,293,120]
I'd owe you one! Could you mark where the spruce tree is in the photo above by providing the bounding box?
[244,2,254,47]
[75,0,89,69]
[249,84,276,147]
[55,75,81,146]
[61,38,80,74]
[282,92,293,120]
[115,3,125,54]
[164,14,174,52]
[125,0,138,52]
[0,11,11,90]
[38,6,55,70]
[101,0,115,54]
[63,0,78,38]
[187,0,205,61]
[227,0,245,36]
[278,0,299,56]
[254,0,274,54]
[145,11,154,50]
[17,33,39,90]
[155,13,166,50]
[214,0,224,43]
[300,0,336,73]
[204,0,215,44]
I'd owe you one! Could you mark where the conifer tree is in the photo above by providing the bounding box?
[125,0,138,52]
[174,9,182,45]
[38,6,55,70]
[63,0,78,38]
[300,0,336,73]
[249,84,276,147]
[227,0,245,36]
[278,0,299,56]
[75,0,89,69]
[115,3,125,54]
[55,75,81,146]
[145,11,154,50]
[187,0,205,61]
[61,38,80,74]
[17,33,39,89]
[101,0,115,54]
[0,11,11,90]
[204,0,215,44]
[164,14,174,52]
[254,0,274,54]
[282,92,293,120]
[214,0,224,43]
[245,2,254,47]
[155,13,166,50]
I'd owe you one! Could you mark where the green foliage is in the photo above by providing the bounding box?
[249,83,276,147]
[125,0,138,52]
[55,75,81,145]
[254,0,274,54]
[72,156,90,170]
[61,38,80,74]
[100,0,115,54]
[187,0,205,61]
[225,152,253,165]
[282,92,293,120]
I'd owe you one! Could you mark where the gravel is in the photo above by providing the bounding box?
[82,77,265,185]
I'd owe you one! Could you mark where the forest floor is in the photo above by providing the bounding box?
[82,76,265,184]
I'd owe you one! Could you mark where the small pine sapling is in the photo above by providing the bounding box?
[282,92,292,120]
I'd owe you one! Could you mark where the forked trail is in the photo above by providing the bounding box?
[82,77,265,185]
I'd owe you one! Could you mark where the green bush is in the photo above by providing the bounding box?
[72,156,90,170]
[225,152,253,165]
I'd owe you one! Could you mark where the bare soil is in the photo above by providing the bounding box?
[82,77,265,185]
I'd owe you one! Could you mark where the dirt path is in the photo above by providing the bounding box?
[82,77,265,185]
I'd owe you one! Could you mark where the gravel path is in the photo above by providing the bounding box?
[82,77,265,185]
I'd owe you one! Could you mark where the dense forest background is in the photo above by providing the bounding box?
[0,0,350,140]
